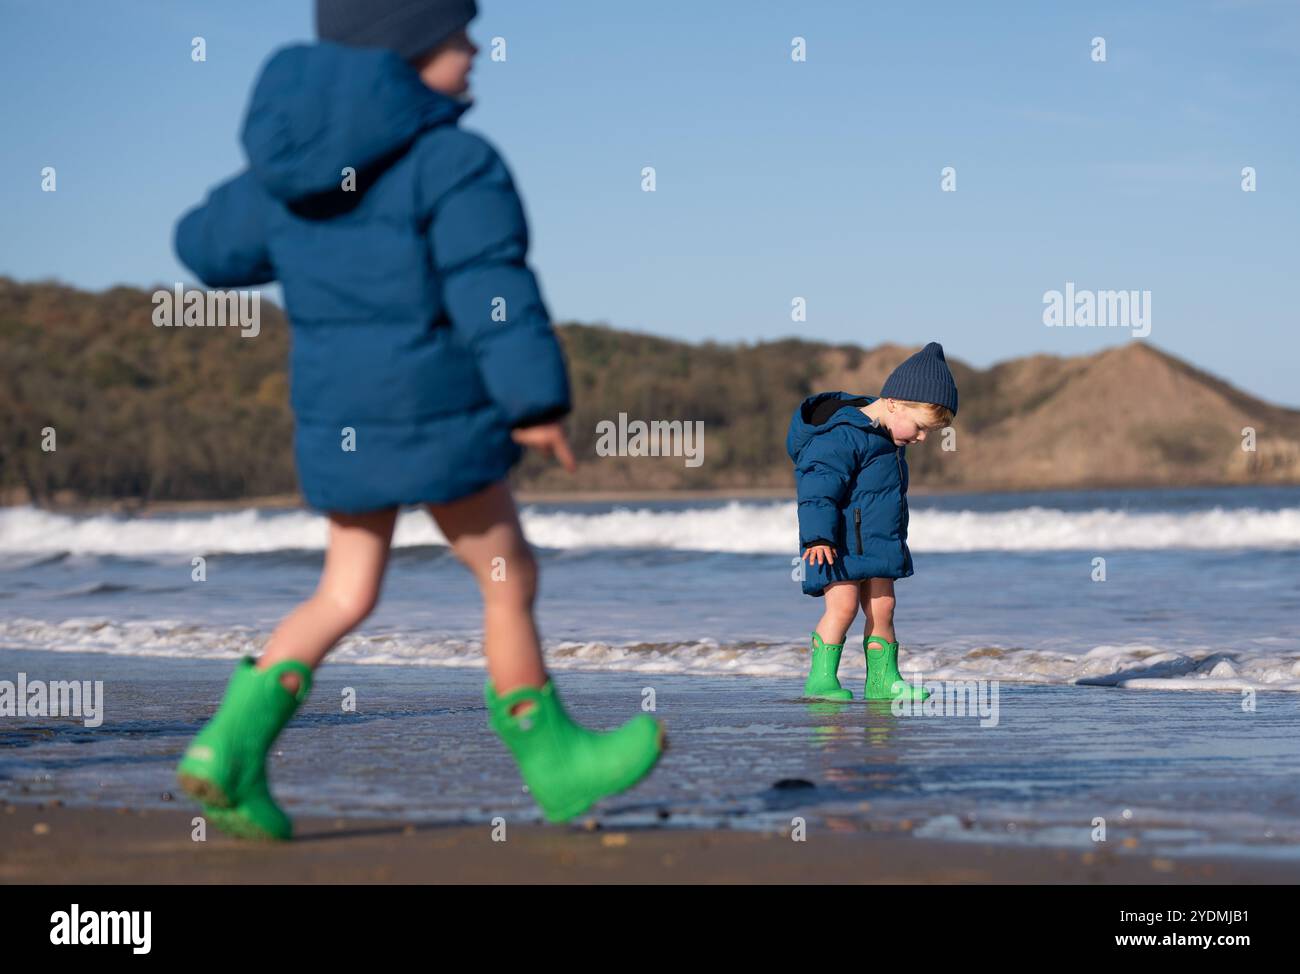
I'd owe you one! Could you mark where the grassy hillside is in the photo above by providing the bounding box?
[3,277,1298,505]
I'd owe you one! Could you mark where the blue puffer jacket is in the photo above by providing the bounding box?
[174,42,570,513]
[787,392,913,596]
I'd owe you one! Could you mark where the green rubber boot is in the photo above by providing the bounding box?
[864,635,930,702]
[485,680,665,823]
[803,632,854,701]
[176,656,312,841]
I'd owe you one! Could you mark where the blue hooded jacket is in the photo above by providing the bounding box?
[787,392,913,596]
[174,42,570,513]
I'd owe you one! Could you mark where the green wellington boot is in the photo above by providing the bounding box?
[176,656,313,841]
[803,631,854,701]
[864,635,930,702]
[485,680,665,823]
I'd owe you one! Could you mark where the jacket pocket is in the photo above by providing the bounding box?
[853,508,863,556]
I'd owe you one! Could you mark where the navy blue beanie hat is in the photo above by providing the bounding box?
[316,0,478,63]
[880,341,959,416]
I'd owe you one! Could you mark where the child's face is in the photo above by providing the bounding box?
[883,403,939,447]
[414,29,478,95]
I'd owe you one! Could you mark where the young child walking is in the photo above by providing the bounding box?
[786,342,958,701]
[172,0,663,839]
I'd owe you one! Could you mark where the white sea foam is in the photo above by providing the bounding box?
[2,501,1300,557]
[4,617,1298,691]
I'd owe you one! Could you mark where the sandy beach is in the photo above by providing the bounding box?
[7,801,1298,884]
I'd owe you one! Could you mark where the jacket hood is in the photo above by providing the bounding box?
[241,42,470,202]
[786,391,886,462]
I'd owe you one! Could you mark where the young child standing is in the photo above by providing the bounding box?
[172,0,663,839]
[786,342,958,702]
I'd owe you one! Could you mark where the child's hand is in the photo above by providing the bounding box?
[511,422,577,473]
[802,544,835,566]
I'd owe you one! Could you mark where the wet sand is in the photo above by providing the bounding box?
[6,651,1300,877]
[4,802,1298,884]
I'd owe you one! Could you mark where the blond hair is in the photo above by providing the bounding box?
[894,399,954,430]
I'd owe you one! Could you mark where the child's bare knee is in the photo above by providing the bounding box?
[824,602,857,628]
[870,593,896,620]
[322,587,380,628]
[481,547,537,605]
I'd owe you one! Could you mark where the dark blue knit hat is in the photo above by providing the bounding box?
[880,341,959,416]
[316,0,477,63]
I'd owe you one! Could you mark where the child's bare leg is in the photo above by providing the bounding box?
[814,581,860,645]
[425,480,546,695]
[258,509,398,693]
[858,582,875,637]
[865,577,897,643]
[429,481,662,820]
[862,575,927,699]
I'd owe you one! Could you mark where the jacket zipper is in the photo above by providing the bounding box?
[896,447,907,539]
[853,508,863,555]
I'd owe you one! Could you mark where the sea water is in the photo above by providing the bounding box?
[2,485,1299,860]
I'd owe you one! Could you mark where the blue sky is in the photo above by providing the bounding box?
[2,0,1298,405]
